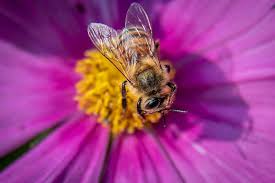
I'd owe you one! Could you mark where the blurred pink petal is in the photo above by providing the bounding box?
[0,116,109,183]
[159,0,274,56]
[153,1,275,181]
[158,115,275,183]
[0,0,132,61]
[157,50,275,181]
[0,41,77,156]
[0,0,94,59]
[53,121,110,183]
[104,132,184,183]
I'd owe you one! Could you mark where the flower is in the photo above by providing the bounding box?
[0,0,275,182]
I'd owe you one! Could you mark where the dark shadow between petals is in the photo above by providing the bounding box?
[157,52,253,143]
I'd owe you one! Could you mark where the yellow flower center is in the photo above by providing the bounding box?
[75,50,162,134]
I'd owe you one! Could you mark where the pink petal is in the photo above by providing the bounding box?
[0,116,109,183]
[191,0,274,51]
[157,71,275,182]
[103,132,184,183]
[159,37,275,182]
[173,38,275,89]
[155,3,275,180]
[0,41,77,156]
[0,0,132,60]
[53,121,110,183]
[0,1,89,59]
[157,114,275,182]
[159,0,274,57]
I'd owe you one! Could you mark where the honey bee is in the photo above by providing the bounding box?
[88,3,181,118]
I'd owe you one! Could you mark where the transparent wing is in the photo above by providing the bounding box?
[87,23,130,80]
[125,3,159,67]
[125,3,152,36]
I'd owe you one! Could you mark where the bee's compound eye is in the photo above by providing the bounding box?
[145,97,160,109]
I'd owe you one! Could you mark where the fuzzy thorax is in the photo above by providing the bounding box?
[75,50,161,134]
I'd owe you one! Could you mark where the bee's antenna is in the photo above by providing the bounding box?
[169,109,187,113]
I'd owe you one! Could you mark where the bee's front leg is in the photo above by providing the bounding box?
[137,97,146,122]
[167,82,177,92]
[161,62,176,80]
[121,80,127,112]
[155,39,160,52]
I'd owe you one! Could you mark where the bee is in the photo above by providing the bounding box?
[88,3,181,118]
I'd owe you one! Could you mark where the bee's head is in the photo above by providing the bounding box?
[138,82,177,115]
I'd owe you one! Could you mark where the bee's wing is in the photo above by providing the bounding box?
[125,3,152,37]
[88,23,130,81]
[125,3,160,67]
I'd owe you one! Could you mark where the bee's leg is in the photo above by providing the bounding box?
[155,39,160,52]
[121,80,127,112]
[161,62,176,80]
[137,97,146,121]
[166,82,177,105]
[167,82,177,92]
[163,64,171,73]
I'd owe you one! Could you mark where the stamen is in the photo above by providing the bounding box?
[75,50,161,134]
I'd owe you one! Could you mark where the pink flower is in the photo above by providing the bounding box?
[1,0,275,182]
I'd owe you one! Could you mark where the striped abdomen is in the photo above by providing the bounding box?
[117,27,154,64]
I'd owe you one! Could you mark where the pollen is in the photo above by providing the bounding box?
[75,50,161,134]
